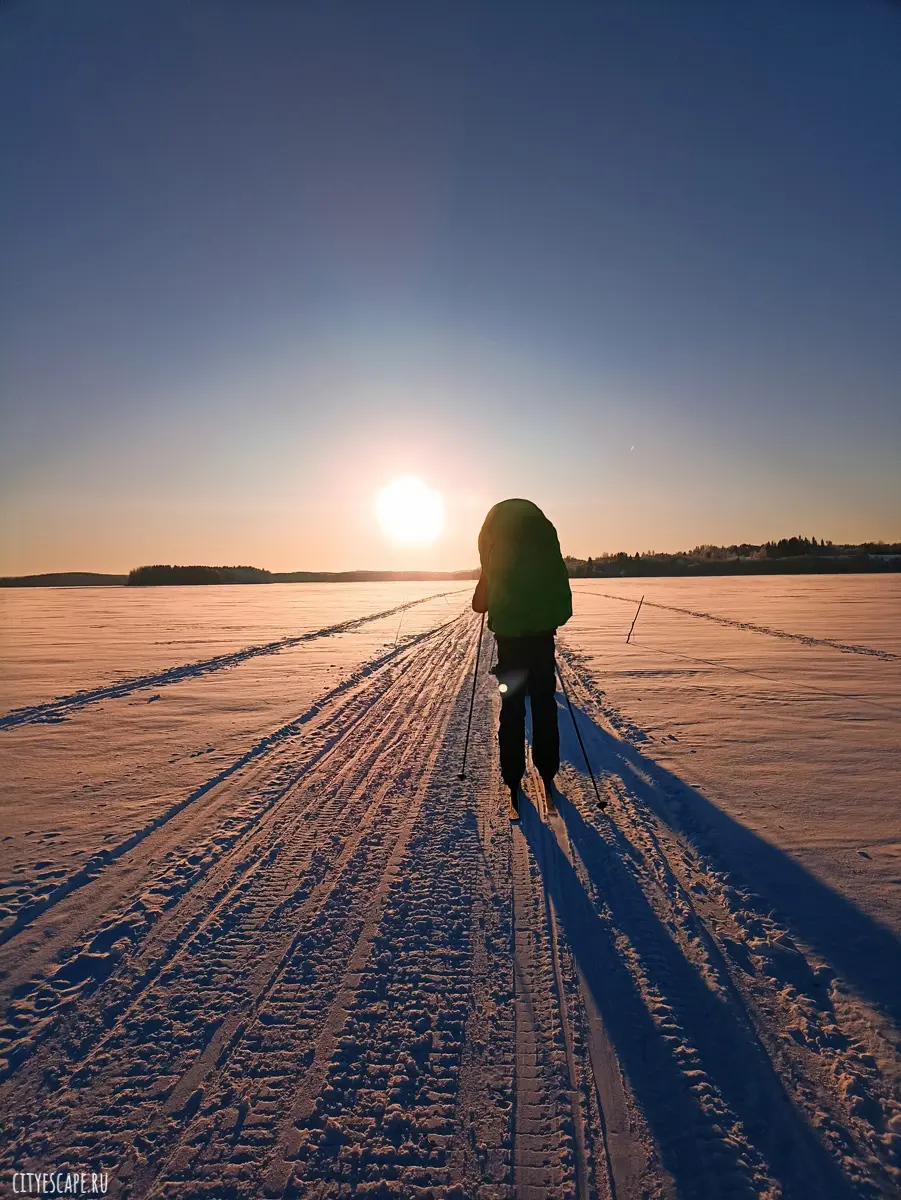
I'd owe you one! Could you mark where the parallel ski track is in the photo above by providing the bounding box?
[0,617,469,1148]
[152,627,474,1198]
[0,609,468,952]
[508,739,650,1200]
[446,705,516,1197]
[510,799,589,1199]
[520,759,641,1200]
[0,613,469,1081]
[0,589,466,730]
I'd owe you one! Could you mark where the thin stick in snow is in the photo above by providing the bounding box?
[626,594,645,643]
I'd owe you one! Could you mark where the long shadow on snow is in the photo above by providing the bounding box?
[553,694,901,1030]
[518,788,857,1199]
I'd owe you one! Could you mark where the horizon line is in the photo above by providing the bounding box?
[4,536,901,586]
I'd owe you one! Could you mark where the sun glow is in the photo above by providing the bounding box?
[375,476,445,546]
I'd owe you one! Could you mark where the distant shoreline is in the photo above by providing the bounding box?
[0,572,130,588]
[0,569,480,588]
[1,554,899,588]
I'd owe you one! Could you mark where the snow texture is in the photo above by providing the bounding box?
[0,577,899,1197]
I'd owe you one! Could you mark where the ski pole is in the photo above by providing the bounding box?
[458,611,486,779]
[556,662,608,809]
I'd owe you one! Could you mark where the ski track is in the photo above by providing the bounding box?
[0,589,466,730]
[589,591,900,661]
[1,618,899,1197]
[0,612,467,950]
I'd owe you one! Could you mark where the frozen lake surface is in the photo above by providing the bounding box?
[1,576,899,1196]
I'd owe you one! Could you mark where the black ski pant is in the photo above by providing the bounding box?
[494,632,559,790]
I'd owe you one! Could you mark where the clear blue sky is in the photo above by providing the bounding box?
[1,1,899,572]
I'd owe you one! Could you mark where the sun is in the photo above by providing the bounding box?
[375,476,445,546]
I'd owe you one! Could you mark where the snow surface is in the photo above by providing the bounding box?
[568,577,901,940]
[0,578,898,1197]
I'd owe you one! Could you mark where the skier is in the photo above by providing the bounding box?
[472,498,572,818]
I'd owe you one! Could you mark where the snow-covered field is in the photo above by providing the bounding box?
[1,577,899,1197]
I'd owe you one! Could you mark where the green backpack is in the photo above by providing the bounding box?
[478,499,572,637]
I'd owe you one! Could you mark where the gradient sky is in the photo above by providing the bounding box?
[1,1,899,574]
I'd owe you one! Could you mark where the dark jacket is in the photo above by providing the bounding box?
[472,498,572,637]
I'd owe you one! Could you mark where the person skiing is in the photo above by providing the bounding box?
[472,498,572,818]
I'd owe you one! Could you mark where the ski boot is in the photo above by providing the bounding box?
[541,775,558,817]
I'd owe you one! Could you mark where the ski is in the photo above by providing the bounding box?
[543,780,558,818]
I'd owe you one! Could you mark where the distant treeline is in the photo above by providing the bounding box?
[565,538,901,578]
[127,565,272,585]
[0,572,128,587]
[125,565,478,585]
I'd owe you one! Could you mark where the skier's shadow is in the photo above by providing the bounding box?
[551,694,901,1028]
[516,790,858,1199]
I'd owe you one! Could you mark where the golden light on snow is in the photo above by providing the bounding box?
[375,476,445,546]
